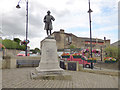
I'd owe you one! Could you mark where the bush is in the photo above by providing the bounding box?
[2,39,17,49]
[2,39,26,50]
[69,45,76,49]
[104,46,118,59]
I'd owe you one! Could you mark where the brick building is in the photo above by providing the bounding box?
[50,29,110,50]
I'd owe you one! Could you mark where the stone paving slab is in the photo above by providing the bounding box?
[2,67,119,88]
[81,67,119,76]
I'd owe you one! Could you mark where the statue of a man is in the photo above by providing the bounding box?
[43,10,55,36]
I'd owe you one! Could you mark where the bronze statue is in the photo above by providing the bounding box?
[44,10,55,36]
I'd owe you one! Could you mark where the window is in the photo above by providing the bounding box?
[68,36,72,43]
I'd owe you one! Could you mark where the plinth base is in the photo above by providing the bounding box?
[31,37,71,80]
[30,70,71,80]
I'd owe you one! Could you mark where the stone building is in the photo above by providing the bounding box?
[50,29,110,50]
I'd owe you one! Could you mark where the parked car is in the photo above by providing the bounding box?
[61,55,92,68]
[16,51,30,56]
[29,53,38,56]
[57,52,63,57]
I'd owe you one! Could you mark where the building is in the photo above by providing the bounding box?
[41,29,110,50]
[51,29,110,50]
[111,40,119,47]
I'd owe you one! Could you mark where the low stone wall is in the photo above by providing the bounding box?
[0,56,41,69]
[1,60,6,69]
[16,56,41,60]
[0,60,2,69]
[2,49,21,57]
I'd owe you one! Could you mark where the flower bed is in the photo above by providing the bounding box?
[62,56,70,58]
[81,56,87,60]
[105,60,116,63]
[61,53,70,58]
[73,56,82,58]
[86,57,97,63]
[104,57,116,63]
[72,53,82,58]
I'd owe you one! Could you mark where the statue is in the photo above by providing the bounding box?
[43,10,55,36]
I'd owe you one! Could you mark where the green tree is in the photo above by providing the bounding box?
[0,38,2,44]
[2,39,25,50]
[19,45,26,50]
[104,46,118,59]
[2,39,17,49]
[30,48,40,54]
[11,41,18,49]
[35,48,40,52]
[69,45,76,49]
[14,38,21,44]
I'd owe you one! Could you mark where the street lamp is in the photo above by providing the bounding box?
[88,0,93,69]
[16,0,29,56]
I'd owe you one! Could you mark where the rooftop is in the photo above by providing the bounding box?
[53,29,110,42]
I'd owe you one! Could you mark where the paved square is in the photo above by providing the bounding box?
[2,67,118,88]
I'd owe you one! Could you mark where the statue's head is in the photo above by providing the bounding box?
[47,10,51,15]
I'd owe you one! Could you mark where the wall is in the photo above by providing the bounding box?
[1,56,41,69]
[2,49,21,57]
[52,30,110,50]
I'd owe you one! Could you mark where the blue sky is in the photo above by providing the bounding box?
[0,0,119,49]
[65,0,118,43]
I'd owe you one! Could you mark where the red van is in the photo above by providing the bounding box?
[62,55,92,68]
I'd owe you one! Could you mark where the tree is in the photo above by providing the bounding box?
[117,47,120,60]
[2,39,18,49]
[69,45,76,49]
[0,38,2,44]
[104,46,118,59]
[35,48,40,51]
[30,48,40,54]
[20,45,26,50]
[14,38,21,44]
[2,39,25,50]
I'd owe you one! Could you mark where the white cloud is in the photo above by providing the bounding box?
[1,0,118,49]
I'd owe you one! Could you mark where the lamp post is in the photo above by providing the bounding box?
[88,0,93,69]
[16,0,28,56]
[100,46,102,70]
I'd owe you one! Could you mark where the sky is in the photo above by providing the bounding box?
[0,0,119,49]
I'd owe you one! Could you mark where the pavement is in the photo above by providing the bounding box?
[2,67,119,88]
[84,66,119,72]
[81,66,119,77]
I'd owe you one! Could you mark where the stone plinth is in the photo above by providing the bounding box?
[31,37,71,80]
[36,37,63,72]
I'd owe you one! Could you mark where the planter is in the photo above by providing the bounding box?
[81,57,86,60]
[105,60,116,63]
[93,60,96,63]
[112,61,116,63]
[62,56,70,58]
[73,56,82,58]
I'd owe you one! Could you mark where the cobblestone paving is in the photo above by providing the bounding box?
[2,67,118,88]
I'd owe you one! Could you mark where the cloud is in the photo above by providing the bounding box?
[2,11,25,36]
[1,0,118,49]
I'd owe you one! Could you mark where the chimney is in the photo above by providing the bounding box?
[60,29,64,33]
[104,37,106,41]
